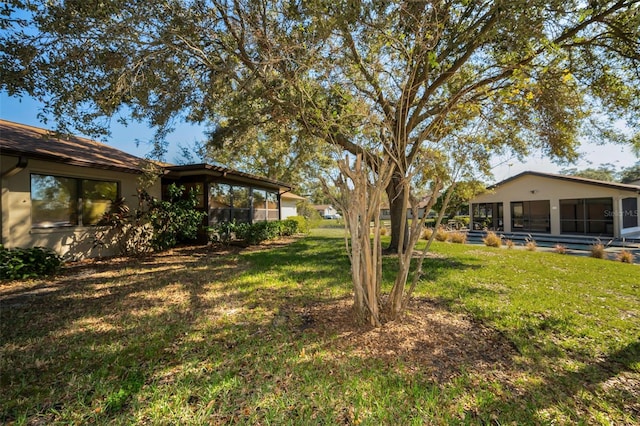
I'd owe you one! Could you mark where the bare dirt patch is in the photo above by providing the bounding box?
[298,297,518,383]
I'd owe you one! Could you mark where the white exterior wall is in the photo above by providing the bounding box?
[280,199,298,219]
[1,155,161,259]
[470,174,640,238]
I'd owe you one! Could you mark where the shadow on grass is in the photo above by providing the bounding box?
[469,338,640,423]
[1,234,636,424]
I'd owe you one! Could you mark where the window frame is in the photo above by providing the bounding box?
[209,182,280,224]
[30,173,120,228]
[622,197,639,229]
[510,200,551,233]
[559,197,614,236]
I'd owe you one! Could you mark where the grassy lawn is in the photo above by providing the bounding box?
[1,229,638,425]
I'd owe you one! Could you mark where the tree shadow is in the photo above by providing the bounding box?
[2,234,636,424]
[469,338,640,423]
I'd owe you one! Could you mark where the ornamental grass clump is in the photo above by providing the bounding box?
[421,228,433,240]
[505,239,515,249]
[482,231,502,248]
[525,238,537,252]
[553,244,568,254]
[617,250,634,263]
[435,227,449,242]
[590,242,607,259]
[449,231,467,244]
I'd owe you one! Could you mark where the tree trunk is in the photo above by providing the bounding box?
[326,154,393,327]
[385,174,409,254]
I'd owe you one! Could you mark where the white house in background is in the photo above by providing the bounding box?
[313,204,340,219]
[469,171,640,239]
[280,192,306,219]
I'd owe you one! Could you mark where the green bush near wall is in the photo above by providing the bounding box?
[0,245,62,280]
[209,218,304,246]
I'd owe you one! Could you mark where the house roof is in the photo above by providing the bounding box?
[1,119,293,191]
[163,163,291,192]
[0,119,150,174]
[313,204,334,210]
[281,192,306,200]
[489,171,640,193]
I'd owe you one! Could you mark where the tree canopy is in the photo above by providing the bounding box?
[560,161,640,183]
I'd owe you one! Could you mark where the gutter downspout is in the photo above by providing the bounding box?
[1,156,28,178]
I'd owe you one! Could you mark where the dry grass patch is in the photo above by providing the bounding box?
[421,228,433,240]
[524,239,537,252]
[482,231,502,248]
[617,250,635,263]
[590,242,607,259]
[449,231,467,244]
[553,244,568,254]
[435,227,449,242]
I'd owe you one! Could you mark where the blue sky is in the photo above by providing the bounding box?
[1,92,637,183]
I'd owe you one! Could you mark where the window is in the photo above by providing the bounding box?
[82,179,118,225]
[210,183,232,223]
[472,202,503,230]
[560,198,614,236]
[31,175,78,227]
[230,185,250,222]
[31,174,118,227]
[510,200,550,233]
[266,191,279,220]
[253,189,268,221]
[209,183,279,224]
[209,183,251,223]
[621,198,638,229]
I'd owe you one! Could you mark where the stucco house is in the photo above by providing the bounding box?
[1,120,292,259]
[313,204,340,219]
[280,192,306,219]
[469,171,640,239]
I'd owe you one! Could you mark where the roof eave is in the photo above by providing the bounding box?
[489,171,640,193]
[0,147,145,174]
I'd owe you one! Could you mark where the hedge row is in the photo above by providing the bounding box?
[209,217,307,246]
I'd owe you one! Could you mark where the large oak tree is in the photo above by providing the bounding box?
[3,0,639,323]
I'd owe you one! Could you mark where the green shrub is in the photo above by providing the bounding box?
[99,184,206,254]
[285,216,308,234]
[145,184,206,251]
[0,245,62,280]
[281,218,301,236]
[237,221,279,245]
[483,231,502,248]
[209,219,301,246]
[453,216,470,226]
